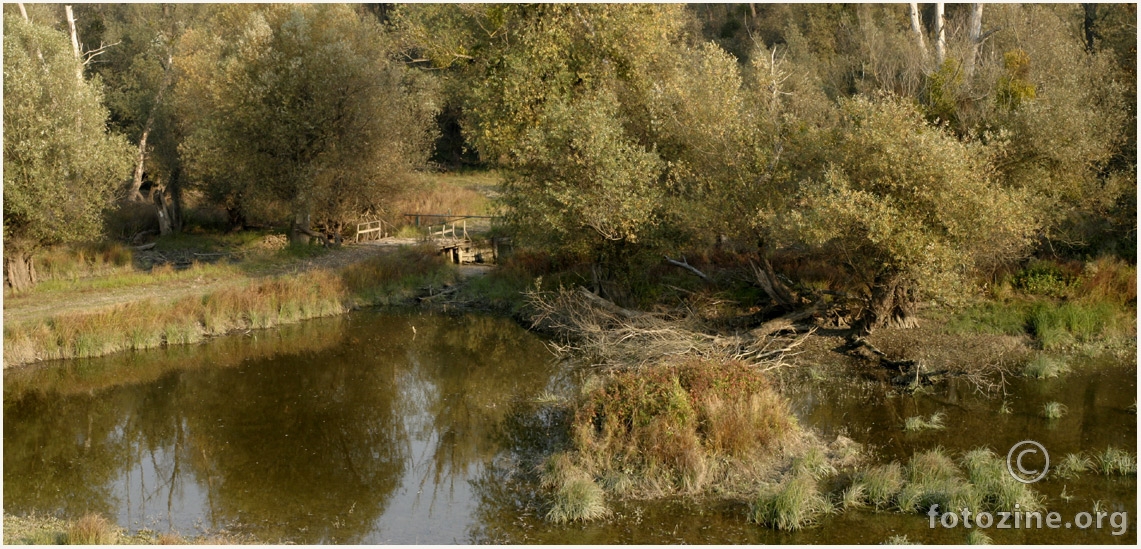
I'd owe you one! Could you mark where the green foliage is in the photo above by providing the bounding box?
[778,95,1036,309]
[176,4,438,229]
[3,16,134,250]
[924,58,965,124]
[1013,260,1076,297]
[996,49,1037,110]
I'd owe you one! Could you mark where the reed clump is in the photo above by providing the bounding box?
[1021,354,1069,379]
[750,474,833,531]
[65,513,118,545]
[903,412,946,432]
[538,358,804,522]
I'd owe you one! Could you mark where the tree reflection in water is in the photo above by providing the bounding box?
[4,310,560,543]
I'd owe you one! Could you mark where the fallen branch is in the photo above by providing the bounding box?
[748,301,826,339]
[663,255,710,282]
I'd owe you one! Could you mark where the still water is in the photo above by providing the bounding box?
[4,310,1136,543]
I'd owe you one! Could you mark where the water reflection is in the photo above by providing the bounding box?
[5,313,1133,543]
[4,310,557,543]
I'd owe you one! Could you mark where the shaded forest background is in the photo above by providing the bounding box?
[3,3,1136,328]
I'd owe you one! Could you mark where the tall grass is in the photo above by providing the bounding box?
[65,514,118,545]
[904,412,946,432]
[1096,447,1137,475]
[1021,354,1069,379]
[750,474,833,531]
[947,257,1135,351]
[565,359,796,497]
[1041,401,1067,420]
[4,247,454,367]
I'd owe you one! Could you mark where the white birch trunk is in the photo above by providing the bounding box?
[908,3,927,56]
[65,5,83,81]
[935,3,946,65]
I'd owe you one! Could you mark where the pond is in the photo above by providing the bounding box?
[4,310,1136,543]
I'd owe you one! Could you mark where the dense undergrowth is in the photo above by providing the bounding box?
[3,246,454,367]
[946,257,1135,353]
[538,358,821,522]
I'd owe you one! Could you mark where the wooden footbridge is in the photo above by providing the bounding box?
[403,213,509,265]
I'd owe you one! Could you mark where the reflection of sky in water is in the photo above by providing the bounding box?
[5,311,1134,544]
[4,310,558,544]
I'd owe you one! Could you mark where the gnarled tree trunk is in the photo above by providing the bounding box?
[5,250,37,293]
[858,272,919,333]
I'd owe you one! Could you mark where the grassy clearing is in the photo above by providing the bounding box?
[4,246,454,367]
[947,257,1135,353]
[1020,354,1069,379]
[903,412,946,432]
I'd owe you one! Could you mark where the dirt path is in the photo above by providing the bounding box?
[3,238,433,326]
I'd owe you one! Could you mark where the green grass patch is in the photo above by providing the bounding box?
[1021,354,1070,379]
[1041,401,1067,420]
[945,301,1028,336]
[904,412,946,432]
[750,474,833,531]
[1096,447,1137,476]
[1053,452,1094,480]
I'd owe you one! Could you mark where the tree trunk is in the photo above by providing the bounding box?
[1082,4,1098,53]
[127,63,173,203]
[128,124,153,202]
[65,5,83,81]
[154,187,173,236]
[859,272,919,333]
[5,251,37,294]
[168,166,183,233]
[965,4,984,79]
[934,3,946,65]
[908,3,927,57]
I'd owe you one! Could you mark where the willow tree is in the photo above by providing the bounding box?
[3,15,134,292]
[176,4,437,241]
[779,95,1036,330]
[397,4,776,292]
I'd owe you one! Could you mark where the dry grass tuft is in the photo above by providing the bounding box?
[65,514,117,545]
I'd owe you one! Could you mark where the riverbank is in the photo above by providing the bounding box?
[2,513,253,545]
[3,241,457,368]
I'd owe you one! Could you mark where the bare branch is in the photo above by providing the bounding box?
[664,255,710,282]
